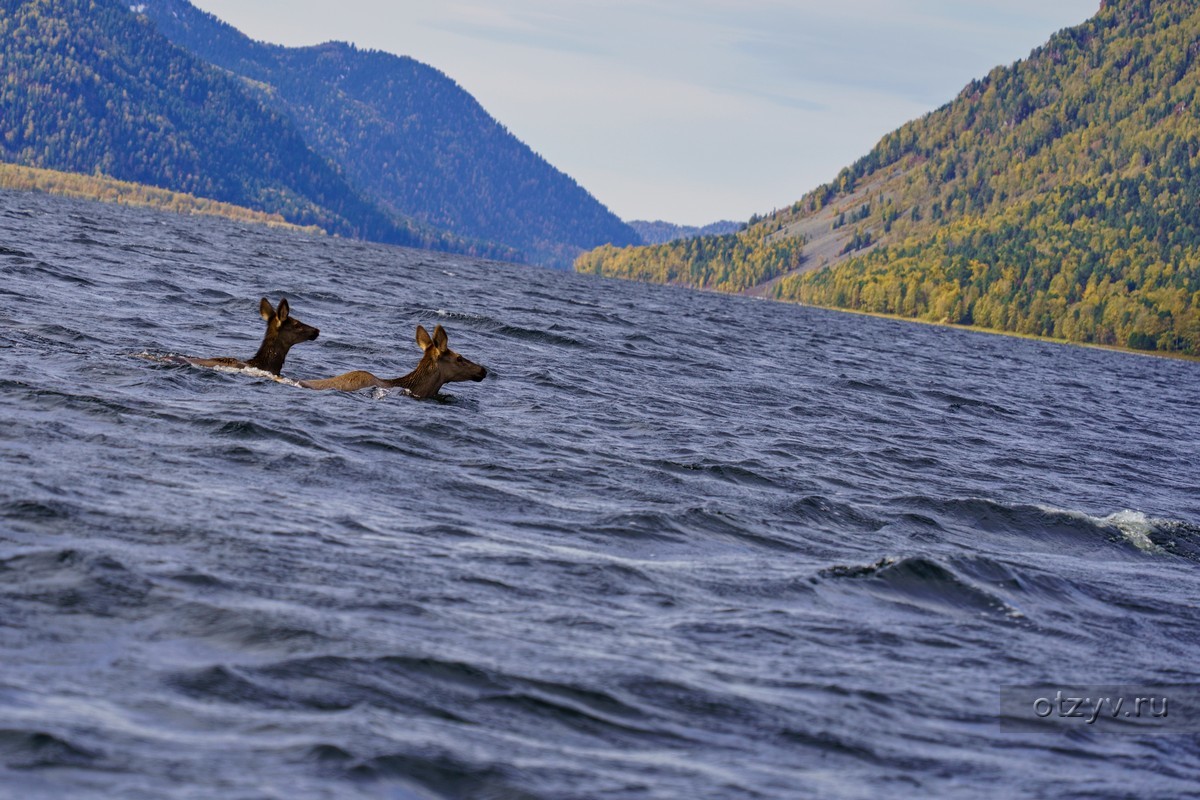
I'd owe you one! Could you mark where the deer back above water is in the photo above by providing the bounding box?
[185,297,319,376]
[300,324,486,398]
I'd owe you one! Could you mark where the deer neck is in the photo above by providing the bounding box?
[384,356,443,398]
[246,336,288,375]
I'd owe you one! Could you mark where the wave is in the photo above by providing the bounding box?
[429,308,586,348]
[833,376,917,400]
[590,506,806,552]
[168,652,666,756]
[0,548,155,615]
[0,728,99,769]
[889,495,1200,561]
[0,498,79,522]
[817,555,1027,620]
[649,458,789,491]
[337,748,523,799]
[921,389,1016,416]
[782,495,886,533]
[169,601,330,654]
[1048,507,1200,562]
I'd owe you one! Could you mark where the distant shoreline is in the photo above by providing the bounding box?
[0,162,324,235]
[784,300,1200,364]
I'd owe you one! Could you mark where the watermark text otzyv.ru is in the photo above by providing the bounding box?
[1000,685,1199,732]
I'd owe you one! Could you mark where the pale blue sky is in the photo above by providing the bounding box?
[190,0,1099,226]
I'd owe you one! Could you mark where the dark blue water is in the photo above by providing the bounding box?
[2,189,1199,799]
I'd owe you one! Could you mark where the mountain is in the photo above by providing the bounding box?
[627,219,742,245]
[139,0,641,268]
[578,0,1200,356]
[0,0,465,250]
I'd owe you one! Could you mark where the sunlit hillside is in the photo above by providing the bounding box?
[579,0,1200,355]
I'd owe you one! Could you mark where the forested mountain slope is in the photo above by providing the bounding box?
[0,0,449,249]
[141,0,641,267]
[579,0,1200,355]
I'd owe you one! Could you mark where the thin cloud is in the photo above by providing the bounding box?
[422,8,612,58]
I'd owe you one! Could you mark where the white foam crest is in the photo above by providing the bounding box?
[213,364,269,378]
[362,386,412,400]
[208,364,304,386]
[1037,504,1167,554]
[1100,510,1165,554]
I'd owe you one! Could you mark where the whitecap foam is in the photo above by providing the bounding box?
[210,364,271,379]
[1037,505,1167,554]
[133,351,183,364]
[192,363,301,385]
[1101,510,1166,554]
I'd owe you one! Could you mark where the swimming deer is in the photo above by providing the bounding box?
[185,297,319,375]
[300,323,486,398]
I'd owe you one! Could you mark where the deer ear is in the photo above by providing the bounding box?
[276,298,290,321]
[432,324,448,351]
[259,298,274,320]
[416,325,434,351]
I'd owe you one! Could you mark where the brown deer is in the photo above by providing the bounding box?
[185,297,319,375]
[300,323,486,398]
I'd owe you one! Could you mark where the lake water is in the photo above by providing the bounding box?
[2,189,1198,799]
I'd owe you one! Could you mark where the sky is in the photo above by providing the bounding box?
[189,1,1100,226]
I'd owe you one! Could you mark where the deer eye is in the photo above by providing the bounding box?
[456,356,464,364]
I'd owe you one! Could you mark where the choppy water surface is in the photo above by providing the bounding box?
[2,189,1199,799]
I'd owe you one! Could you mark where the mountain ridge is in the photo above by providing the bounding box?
[627,219,742,245]
[139,0,641,267]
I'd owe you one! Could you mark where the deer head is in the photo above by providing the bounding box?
[405,323,487,398]
[246,297,320,374]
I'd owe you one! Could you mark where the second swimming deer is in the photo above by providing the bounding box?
[300,323,486,398]
[185,297,319,376]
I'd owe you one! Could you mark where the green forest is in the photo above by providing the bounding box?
[578,0,1200,356]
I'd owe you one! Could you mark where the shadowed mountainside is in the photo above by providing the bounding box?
[140,0,641,267]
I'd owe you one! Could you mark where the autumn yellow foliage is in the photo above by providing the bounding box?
[0,161,322,233]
